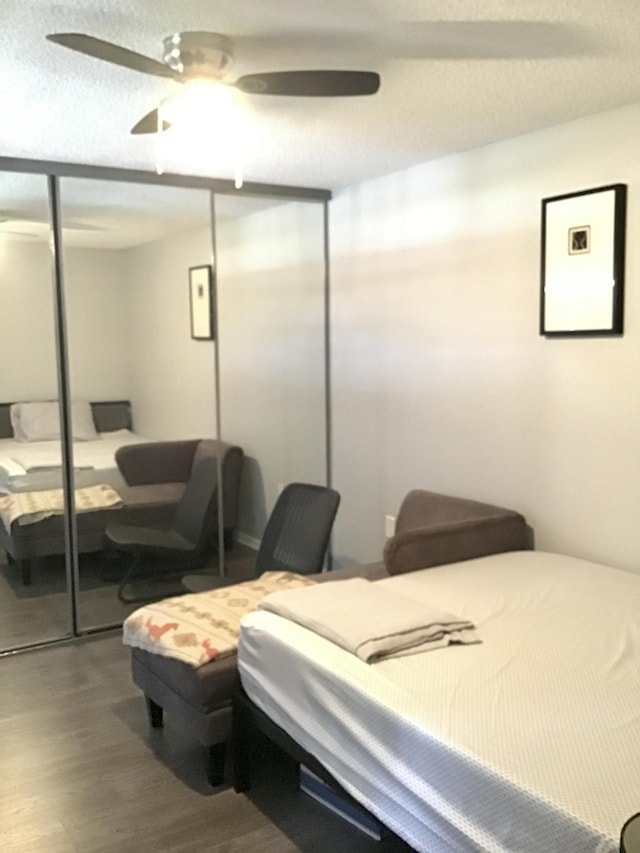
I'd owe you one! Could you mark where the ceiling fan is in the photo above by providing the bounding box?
[46,31,381,135]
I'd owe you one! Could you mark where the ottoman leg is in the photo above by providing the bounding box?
[207,742,227,787]
[232,691,255,793]
[145,695,163,728]
[20,559,31,586]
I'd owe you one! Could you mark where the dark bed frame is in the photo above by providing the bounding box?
[0,400,133,583]
[231,687,390,838]
[0,400,132,439]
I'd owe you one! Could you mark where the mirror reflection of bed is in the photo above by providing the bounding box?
[0,400,144,594]
[0,398,247,644]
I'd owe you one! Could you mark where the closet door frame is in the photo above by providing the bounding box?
[0,156,331,654]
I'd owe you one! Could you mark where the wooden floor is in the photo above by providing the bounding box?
[0,544,258,651]
[0,633,415,852]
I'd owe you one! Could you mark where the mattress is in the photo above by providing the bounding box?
[238,551,640,853]
[0,429,150,493]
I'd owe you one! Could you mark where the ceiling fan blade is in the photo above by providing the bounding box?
[46,33,178,79]
[130,109,172,135]
[234,70,380,97]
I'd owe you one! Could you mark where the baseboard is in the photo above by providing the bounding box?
[299,765,383,840]
[236,532,260,551]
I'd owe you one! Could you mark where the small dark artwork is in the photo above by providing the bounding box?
[189,264,214,340]
[568,225,590,255]
[541,183,626,336]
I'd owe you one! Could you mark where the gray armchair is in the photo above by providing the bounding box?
[383,489,534,576]
[116,438,244,551]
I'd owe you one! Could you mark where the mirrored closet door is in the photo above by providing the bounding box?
[59,177,218,631]
[0,157,330,651]
[214,194,328,573]
[0,171,72,650]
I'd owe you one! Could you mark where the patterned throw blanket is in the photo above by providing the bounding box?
[122,571,316,668]
[0,483,122,531]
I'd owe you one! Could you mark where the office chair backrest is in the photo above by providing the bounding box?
[256,483,341,576]
[174,456,218,548]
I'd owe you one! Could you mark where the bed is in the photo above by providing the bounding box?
[0,400,157,582]
[237,550,640,853]
[0,400,147,494]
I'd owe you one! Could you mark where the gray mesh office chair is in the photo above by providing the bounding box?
[183,482,340,592]
[105,456,218,603]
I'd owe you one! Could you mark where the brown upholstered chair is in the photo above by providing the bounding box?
[383,489,534,576]
[115,438,244,552]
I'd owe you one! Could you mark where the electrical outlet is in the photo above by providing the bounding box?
[385,515,396,538]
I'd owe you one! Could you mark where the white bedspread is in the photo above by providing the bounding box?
[239,551,640,853]
[0,430,150,493]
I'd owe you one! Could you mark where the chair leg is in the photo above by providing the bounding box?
[117,554,147,604]
[100,547,127,582]
[207,742,227,787]
[145,695,163,728]
[223,528,235,551]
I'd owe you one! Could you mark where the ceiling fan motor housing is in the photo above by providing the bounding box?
[162,32,233,80]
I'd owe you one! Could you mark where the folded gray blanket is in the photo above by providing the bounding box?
[259,577,480,663]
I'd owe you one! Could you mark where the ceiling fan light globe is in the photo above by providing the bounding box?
[159,80,239,129]
[162,32,233,80]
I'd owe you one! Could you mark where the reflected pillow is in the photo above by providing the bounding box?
[12,401,60,442]
[70,401,99,441]
[9,403,28,442]
[11,400,98,442]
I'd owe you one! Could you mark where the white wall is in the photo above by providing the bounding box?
[0,222,217,440]
[0,239,57,400]
[123,227,217,439]
[330,101,640,573]
[64,247,130,401]
[0,239,129,402]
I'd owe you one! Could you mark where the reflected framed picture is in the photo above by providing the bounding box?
[189,264,214,340]
[540,183,627,337]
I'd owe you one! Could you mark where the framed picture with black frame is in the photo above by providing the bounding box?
[540,183,627,337]
[189,264,214,340]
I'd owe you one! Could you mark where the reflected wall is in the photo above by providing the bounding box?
[59,177,215,630]
[0,171,71,648]
[216,197,327,544]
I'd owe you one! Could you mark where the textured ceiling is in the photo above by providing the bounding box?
[2,0,640,195]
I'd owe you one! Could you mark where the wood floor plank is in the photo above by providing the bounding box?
[0,633,415,852]
[0,544,258,649]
